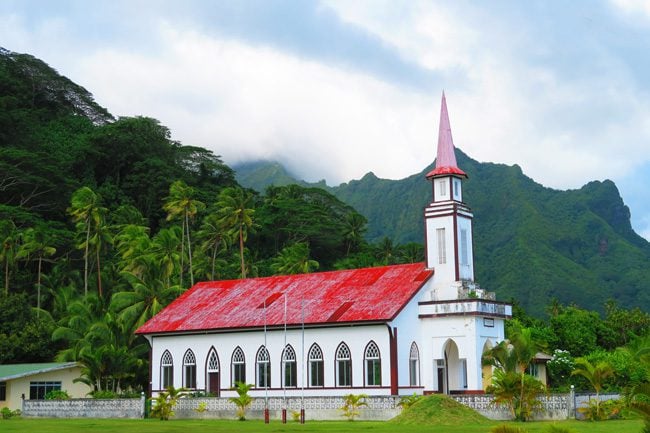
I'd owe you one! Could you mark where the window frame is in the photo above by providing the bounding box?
[308,343,324,387]
[231,346,246,387]
[364,341,381,387]
[161,350,174,390]
[282,345,297,388]
[256,346,271,389]
[409,342,420,387]
[335,342,352,387]
[183,349,197,389]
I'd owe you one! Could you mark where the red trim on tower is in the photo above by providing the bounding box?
[389,327,398,395]
[453,213,459,281]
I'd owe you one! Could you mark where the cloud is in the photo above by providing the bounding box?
[610,0,650,22]
[74,23,437,184]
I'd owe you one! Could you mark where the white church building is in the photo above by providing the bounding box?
[136,94,512,398]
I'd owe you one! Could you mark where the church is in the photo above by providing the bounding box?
[136,94,512,398]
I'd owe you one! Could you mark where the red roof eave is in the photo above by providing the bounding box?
[136,263,433,335]
[425,166,467,179]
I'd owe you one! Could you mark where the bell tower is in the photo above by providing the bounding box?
[424,93,475,298]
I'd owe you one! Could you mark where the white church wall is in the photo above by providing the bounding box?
[424,216,456,290]
[390,281,432,395]
[456,215,474,281]
[149,323,392,398]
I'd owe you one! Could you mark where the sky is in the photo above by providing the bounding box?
[1,0,650,239]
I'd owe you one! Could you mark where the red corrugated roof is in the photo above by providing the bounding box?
[136,263,432,334]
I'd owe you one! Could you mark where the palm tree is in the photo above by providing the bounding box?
[375,237,395,265]
[216,187,255,279]
[229,382,253,420]
[196,213,232,280]
[0,220,18,295]
[483,322,546,421]
[16,227,56,314]
[67,187,106,297]
[151,227,182,288]
[342,213,367,256]
[163,180,205,287]
[572,357,615,419]
[270,242,319,275]
[111,271,182,331]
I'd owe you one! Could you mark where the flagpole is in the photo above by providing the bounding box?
[300,297,305,424]
[264,299,269,424]
[282,292,287,423]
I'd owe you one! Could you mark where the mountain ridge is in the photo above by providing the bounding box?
[235,156,650,316]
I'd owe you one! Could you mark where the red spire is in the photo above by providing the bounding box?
[426,92,467,178]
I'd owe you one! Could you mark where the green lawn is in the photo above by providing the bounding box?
[0,418,644,433]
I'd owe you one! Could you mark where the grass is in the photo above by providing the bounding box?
[0,418,643,433]
[391,394,490,425]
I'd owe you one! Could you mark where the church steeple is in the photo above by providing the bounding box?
[426,91,467,179]
[424,93,475,288]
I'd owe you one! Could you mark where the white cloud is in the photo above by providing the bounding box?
[610,0,650,22]
[75,23,437,184]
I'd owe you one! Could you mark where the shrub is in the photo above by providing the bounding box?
[1,407,22,419]
[92,390,117,399]
[194,402,208,413]
[45,389,70,400]
[398,393,423,410]
[340,394,368,421]
[578,397,623,421]
[228,382,253,421]
[150,386,188,421]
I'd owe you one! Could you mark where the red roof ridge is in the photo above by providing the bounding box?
[136,263,433,335]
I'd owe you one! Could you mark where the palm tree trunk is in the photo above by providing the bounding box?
[239,226,246,279]
[96,243,102,298]
[84,219,90,297]
[210,239,220,280]
[186,211,194,286]
[4,256,8,295]
[37,256,42,317]
[179,218,185,288]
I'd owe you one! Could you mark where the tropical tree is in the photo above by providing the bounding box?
[151,227,182,288]
[150,386,188,420]
[342,212,367,255]
[67,187,106,297]
[270,242,319,275]
[196,213,232,280]
[340,393,368,421]
[572,357,615,420]
[483,322,546,421]
[229,381,253,420]
[16,227,56,313]
[217,187,255,278]
[111,271,182,331]
[163,180,205,287]
[0,219,19,295]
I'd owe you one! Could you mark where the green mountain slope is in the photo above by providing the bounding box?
[235,155,650,316]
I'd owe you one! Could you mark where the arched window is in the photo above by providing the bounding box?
[409,342,420,386]
[282,345,297,388]
[335,342,352,387]
[256,346,271,388]
[308,344,324,387]
[231,347,246,386]
[364,341,381,386]
[161,350,173,389]
[206,347,220,396]
[183,349,197,389]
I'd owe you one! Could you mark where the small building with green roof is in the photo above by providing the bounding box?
[0,362,90,411]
